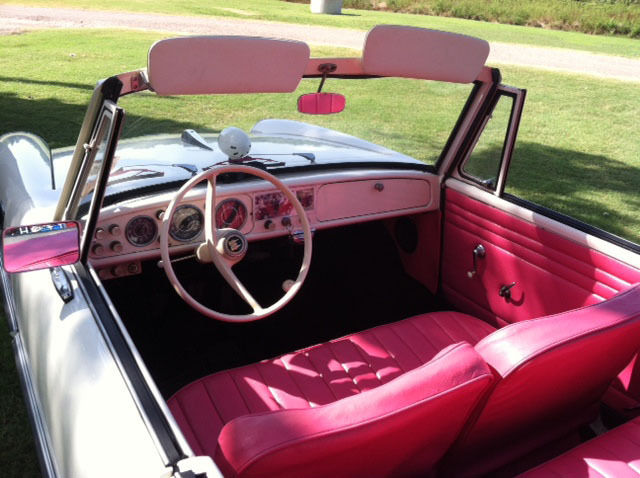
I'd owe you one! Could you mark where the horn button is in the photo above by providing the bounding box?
[221,229,247,258]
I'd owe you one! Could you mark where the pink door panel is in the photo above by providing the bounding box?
[442,187,640,327]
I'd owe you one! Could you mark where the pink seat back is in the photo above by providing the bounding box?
[449,284,640,475]
[215,342,493,478]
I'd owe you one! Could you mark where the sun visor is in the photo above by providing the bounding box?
[362,25,489,83]
[147,36,310,95]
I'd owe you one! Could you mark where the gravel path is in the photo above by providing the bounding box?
[1,5,639,82]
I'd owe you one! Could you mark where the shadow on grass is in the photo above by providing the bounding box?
[0,76,95,92]
[470,141,640,243]
[0,92,208,150]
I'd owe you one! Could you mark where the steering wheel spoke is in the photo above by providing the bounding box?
[205,176,218,244]
[160,164,312,322]
[210,253,263,313]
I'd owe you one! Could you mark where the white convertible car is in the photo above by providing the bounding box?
[1,26,640,478]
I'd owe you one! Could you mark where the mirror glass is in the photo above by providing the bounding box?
[3,221,80,273]
[297,93,346,115]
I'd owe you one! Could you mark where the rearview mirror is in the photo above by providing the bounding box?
[298,93,346,115]
[2,221,80,273]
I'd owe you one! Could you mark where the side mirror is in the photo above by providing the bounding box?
[297,93,346,115]
[2,221,80,273]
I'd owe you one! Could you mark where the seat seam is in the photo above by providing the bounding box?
[409,320,442,354]
[279,357,315,409]
[451,312,492,343]
[327,341,363,394]
[429,313,460,344]
[201,377,228,426]
[254,363,284,409]
[387,323,425,364]
[228,370,254,415]
[303,348,340,402]
[348,337,383,384]
[370,329,407,374]
[174,392,206,455]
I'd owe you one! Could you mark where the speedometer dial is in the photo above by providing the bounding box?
[215,199,247,230]
[125,216,157,247]
[170,205,204,242]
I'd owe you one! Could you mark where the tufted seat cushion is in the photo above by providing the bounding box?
[168,311,496,477]
[519,416,640,477]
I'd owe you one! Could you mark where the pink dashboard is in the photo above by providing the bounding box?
[88,170,436,280]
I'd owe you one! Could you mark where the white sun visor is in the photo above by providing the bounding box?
[147,36,310,95]
[362,25,490,83]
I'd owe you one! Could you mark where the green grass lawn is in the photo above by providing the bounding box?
[5,0,640,58]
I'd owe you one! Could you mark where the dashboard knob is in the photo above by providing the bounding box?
[92,244,104,256]
[110,241,123,253]
[98,269,110,280]
[156,210,165,220]
[109,224,121,236]
[281,216,292,228]
[95,228,106,240]
[264,219,275,230]
[111,264,126,277]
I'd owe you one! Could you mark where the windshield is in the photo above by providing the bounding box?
[90,76,474,202]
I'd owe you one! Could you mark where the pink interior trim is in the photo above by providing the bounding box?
[442,188,640,325]
[362,25,490,83]
[148,36,310,95]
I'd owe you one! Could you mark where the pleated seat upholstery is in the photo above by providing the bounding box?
[168,311,497,477]
[519,416,640,477]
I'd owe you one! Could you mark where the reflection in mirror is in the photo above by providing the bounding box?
[298,93,346,115]
[2,222,80,273]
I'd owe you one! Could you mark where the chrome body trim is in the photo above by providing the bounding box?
[86,264,196,457]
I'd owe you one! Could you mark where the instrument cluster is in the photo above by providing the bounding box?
[90,188,313,278]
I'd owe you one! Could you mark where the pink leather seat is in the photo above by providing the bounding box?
[519,416,640,477]
[445,284,640,476]
[168,312,496,477]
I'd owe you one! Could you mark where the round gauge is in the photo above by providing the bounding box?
[215,198,247,230]
[125,216,157,247]
[170,205,204,242]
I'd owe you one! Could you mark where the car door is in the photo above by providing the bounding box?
[440,83,640,412]
[441,84,640,327]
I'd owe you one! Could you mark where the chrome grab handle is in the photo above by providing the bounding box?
[499,282,517,300]
[467,244,486,278]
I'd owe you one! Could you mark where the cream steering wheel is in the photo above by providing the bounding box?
[160,164,312,322]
